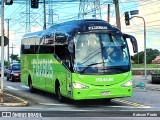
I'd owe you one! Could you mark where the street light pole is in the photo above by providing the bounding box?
[131,16,147,79]
[43,0,46,30]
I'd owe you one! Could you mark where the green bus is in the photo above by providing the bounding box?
[21,19,138,102]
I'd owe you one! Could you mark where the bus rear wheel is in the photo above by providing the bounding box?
[29,78,35,93]
[102,98,112,103]
[57,85,64,103]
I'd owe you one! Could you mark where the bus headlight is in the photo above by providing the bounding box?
[73,82,89,89]
[122,80,132,87]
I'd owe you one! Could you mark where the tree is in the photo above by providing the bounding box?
[131,48,160,64]
[10,54,20,63]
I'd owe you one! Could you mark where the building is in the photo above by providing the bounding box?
[152,55,160,64]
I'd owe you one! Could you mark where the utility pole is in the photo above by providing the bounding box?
[10,43,14,63]
[114,0,121,30]
[26,0,31,33]
[1,0,5,103]
[107,4,110,23]
[78,0,102,20]
[43,0,46,29]
[6,19,11,66]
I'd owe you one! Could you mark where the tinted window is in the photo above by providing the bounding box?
[12,64,20,70]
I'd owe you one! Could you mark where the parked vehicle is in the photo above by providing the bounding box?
[0,66,7,77]
[151,69,160,84]
[7,63,21,82]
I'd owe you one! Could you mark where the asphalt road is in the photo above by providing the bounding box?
[3,76,160,110]
[1,76,160,120]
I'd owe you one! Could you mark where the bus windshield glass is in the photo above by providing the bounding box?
[74,33,130,74]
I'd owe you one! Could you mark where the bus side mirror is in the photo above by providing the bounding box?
[123,34,138,53]
[130,36,138,53]
[68,42,73,53]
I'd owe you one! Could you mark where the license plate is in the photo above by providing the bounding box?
[101,91,110,95]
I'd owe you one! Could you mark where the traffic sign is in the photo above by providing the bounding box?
[0,36,9,46]
[130,10,139,15]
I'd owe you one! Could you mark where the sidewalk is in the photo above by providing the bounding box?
[133,75,160,91]
[0,91,29,107]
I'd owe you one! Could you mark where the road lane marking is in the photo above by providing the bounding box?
[39,103,68,106]
[5,85,29,91]
[114,98,151,108]
[39,102,150,108]
[20,85,29,89]
[6,86,20,91]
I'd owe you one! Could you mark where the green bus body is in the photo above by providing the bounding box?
[21,54,132,100]
[21,19,138,101]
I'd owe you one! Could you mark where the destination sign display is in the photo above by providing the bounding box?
[88,26,108,30]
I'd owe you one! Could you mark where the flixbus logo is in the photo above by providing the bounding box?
[96,78,113,82]
[32,59,53,78]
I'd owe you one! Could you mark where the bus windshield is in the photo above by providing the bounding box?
[74,33,130,74]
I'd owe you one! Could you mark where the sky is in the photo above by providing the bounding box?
[0,0,160,60]
[120,0,160,55]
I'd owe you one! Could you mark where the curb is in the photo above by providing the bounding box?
[0,93,29,107]
[133,86,160,92]
[144,87,160,92]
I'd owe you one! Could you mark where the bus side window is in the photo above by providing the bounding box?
[55,45,71,67]
[37,45,54,54]
[21,45,25,54]
[21,45,35,54]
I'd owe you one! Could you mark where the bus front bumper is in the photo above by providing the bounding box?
[72,86,132,100]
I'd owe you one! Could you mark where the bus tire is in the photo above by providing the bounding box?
[102,98,112,103]
[28,77,35,93]
[56,83,64,103]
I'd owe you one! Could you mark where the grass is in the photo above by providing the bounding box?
[132,64,160,68]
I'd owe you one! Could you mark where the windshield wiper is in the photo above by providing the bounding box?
[80,62,104,74]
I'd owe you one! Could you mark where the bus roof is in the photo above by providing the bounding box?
[22,19,120,39]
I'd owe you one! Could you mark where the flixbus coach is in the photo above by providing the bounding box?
[21,19,138,102]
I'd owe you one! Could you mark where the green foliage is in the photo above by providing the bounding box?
[154,69,160,74]
[10,54,20,62]
[131,48,160,64]
[4,61,9,66]
[132,64,160,68]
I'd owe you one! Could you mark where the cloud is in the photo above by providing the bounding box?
[138,1,160,28]
[137,1,160,51]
